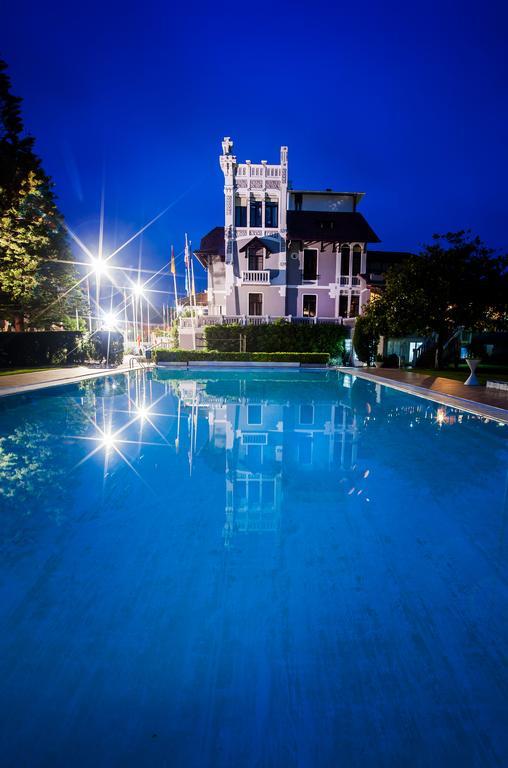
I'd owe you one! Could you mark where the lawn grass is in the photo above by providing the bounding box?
[406,366,508,385]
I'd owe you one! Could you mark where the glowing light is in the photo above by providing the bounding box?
[132,282,145,298]
[101,311,119,331]
[435,408,446,426]
[101,432,116,451]
[136,403,150,421]
[91,257,109,277]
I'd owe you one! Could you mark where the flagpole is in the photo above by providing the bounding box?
[171,244,179,314]
[185,233,196,351]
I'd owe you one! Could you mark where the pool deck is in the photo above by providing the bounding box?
[341,367,508,424]
[0,359,152,398]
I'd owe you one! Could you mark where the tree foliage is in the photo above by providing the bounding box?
[361,232,508,367]
[0,58,86,328]
[352,314,379,365]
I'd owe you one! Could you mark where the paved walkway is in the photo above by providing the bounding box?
[343,367,508,423]
[0,359,150,397]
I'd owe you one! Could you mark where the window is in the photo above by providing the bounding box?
[249,293,263,316]
[235,204,247,227]
[294,193,302,211]
[303,249,318,281]
[247,404,262,424]
[352,245,362,276]
[265,201,278,228]
[341,245,350,276]
[250,200,262,228]
[349,295,360,317]
[300,404,314,425]
[303,294,317,317]
[248,247,263,271]
[339,294,348,317]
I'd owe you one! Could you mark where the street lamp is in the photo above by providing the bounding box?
[101,310,119,331]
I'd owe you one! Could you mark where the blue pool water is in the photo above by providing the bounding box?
[0,369,507,767]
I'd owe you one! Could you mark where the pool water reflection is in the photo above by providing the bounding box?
[0,369,507,767]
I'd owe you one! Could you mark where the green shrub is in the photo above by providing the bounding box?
[203,320,346,358]
[0,330,124,368]
[155,350,329,365]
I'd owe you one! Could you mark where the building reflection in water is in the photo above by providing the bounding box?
[163,371,496,549]
[170,373,365,548]
[3,368,490,545]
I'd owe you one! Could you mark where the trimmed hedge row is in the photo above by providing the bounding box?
[0,331,124,368]
[155,350,330,364]
[203,321,346,358]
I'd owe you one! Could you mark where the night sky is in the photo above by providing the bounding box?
[3,0,508,308]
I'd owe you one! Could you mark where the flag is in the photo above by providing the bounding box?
[184,234,190,296]
[170,245,175,275]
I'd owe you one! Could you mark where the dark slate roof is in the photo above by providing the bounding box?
[287,211,380,243]
[196,226,225,254]
[194,226,225,267]
[238,236,276,253]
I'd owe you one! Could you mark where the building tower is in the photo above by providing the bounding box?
[219,137,289,317]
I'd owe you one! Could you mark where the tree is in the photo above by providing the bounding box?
[352,314,379,365]
[0,59,86,329]
[362,232,508,368]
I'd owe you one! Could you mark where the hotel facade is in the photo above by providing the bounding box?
[183,138,404,347]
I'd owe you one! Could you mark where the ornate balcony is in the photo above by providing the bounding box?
[241,270,270,284]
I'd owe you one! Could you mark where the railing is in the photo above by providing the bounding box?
[339,276,362,286]
[180,315,346,328]
[236,164,281,178]
[241,270,270,284]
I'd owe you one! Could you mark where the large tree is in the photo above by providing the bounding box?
[361,232,508,368]
[0,59,86,330]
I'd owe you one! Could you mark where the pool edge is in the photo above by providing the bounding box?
[338,367,508,424]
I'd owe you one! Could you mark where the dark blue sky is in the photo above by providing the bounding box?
[3,0,508,305]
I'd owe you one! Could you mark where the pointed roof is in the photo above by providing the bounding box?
[238,236,276,253]
[287,211,380,243]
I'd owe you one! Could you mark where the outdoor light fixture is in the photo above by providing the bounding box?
[101,311,118,331]
[132,282,145,298]
[90,256,109,277]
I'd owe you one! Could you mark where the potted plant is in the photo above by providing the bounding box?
[374,354,384,369]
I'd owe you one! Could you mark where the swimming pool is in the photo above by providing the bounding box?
[0,368,506,767]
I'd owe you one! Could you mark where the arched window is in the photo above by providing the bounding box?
[352,245,362,276]
[340,245,350,276]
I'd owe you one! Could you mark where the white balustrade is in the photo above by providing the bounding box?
[241,270,270,284]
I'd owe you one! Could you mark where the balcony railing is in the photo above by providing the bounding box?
[179,315,345,329]
[339,275,362,286]
[242,270,270,284]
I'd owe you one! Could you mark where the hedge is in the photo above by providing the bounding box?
[203,321,346,358]
[155,350,330,364]
[0,331,124,368]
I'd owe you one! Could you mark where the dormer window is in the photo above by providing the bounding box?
[248,247,263,271]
